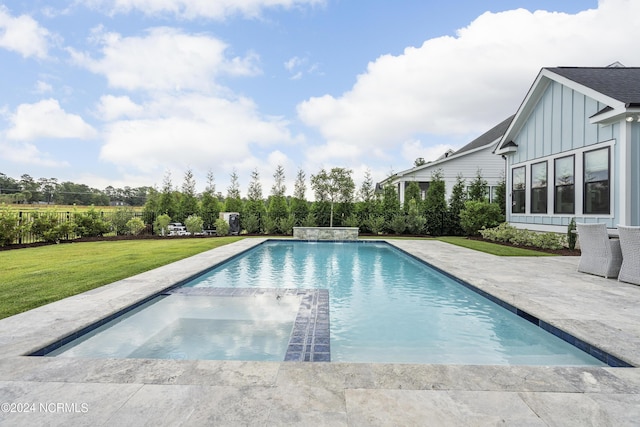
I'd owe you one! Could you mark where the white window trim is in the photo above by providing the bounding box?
[509,139,615,217]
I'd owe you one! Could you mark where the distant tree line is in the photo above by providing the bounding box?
[141,166,506,237]
[0,173,150,206]
[1,166,507,240]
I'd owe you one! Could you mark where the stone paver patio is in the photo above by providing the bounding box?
[1,238,639,426]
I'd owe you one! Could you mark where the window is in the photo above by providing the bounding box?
[531,161,547,214]
[554,156,575,214]
[512,166,525,213]
[490,186,498,203]
[584,147,610,214]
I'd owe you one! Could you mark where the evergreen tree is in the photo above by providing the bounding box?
[224,169,243,212]
[404,181,422,213]
[290,168,309,226]
[355,168,379,232]
[468,168,489,202]
[244,168,266,233]
[423,169,447,236]
[177,168,198,223]
[158,170,177,219]
[448,174,467,236]
[493,173,507,216]
[268,165,288,232]
[381,183,401,233]
[199,170,220,230]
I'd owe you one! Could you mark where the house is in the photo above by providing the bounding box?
[495,66,640,232]
[380,116,513,205]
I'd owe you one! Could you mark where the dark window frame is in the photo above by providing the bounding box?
[554,155,575,214]
[583,147,610,215]
[530,161,548,214]
[511,166,526,214]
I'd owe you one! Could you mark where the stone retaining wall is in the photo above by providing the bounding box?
[292,227,358,240]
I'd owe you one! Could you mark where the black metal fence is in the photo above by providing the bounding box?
[10,210,153,245]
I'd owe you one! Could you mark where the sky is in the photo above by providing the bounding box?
[1,0,639,198]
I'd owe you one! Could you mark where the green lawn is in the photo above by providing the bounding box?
[365,235,557,256]
[435,236,558,256]
[0,237,242,319]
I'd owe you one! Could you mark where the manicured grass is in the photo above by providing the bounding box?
[0,237,242,319]
[435,236,557,256]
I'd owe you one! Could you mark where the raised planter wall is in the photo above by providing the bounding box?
[293,227,359,241]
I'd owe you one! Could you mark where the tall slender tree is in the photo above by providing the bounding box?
[268,165,289,231]
[423,169,447,236]
[177,168,198,223]
[244,168,266,233]
[199,170,220,230]
[290,168,309,226]
[224,169,243,212]
[158,170,177,218]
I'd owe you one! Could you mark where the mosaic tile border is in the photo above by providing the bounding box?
[168,287,330,362]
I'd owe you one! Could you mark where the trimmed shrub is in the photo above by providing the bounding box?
[406,199,426,235]
[73,206,111,237]
[242,212,261,234]
[29,211,73,243]
[480,223,567,250]
[154,214,171,236]
[277,215,295,235]
[302,212,316,227]
[366,215,385,235]
[214,217,230,236]
[344,214,360,228]
[0,206,21,246]
[185,215,204,234]
[567,218,577,250]
[262,216,278,234]
[111,207,135,235]
[459,200,503,236]
[388,213,406,235]
[126,217,146,235]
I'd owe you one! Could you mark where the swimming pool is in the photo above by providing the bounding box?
[44,240,611,365]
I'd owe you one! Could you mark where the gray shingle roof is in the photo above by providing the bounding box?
[547,67,640,105]
[454,115,514,155]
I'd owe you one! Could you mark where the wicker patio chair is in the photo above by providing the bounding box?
[576,223,622,278]
[617,225,640,285]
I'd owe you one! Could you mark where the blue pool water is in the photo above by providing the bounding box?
[47,240,607,365]
[183,241,603,365]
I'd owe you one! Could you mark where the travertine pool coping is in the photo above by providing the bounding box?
[1,238,639,425]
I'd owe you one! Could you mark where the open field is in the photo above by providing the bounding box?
[1,204,144,212]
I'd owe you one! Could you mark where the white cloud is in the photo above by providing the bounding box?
[401,140,455,166]
[69,27,260,92]
[297,0,640,165]
[99,93,294,175]
[0,6,51,58]
[284,55,320,80]
[33,81,53,94]
[7,99,97,141]
[85,0,325,20]
[96,95,144,121]
[0,139,68,167]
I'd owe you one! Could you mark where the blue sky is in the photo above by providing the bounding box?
[1,0,637,197]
